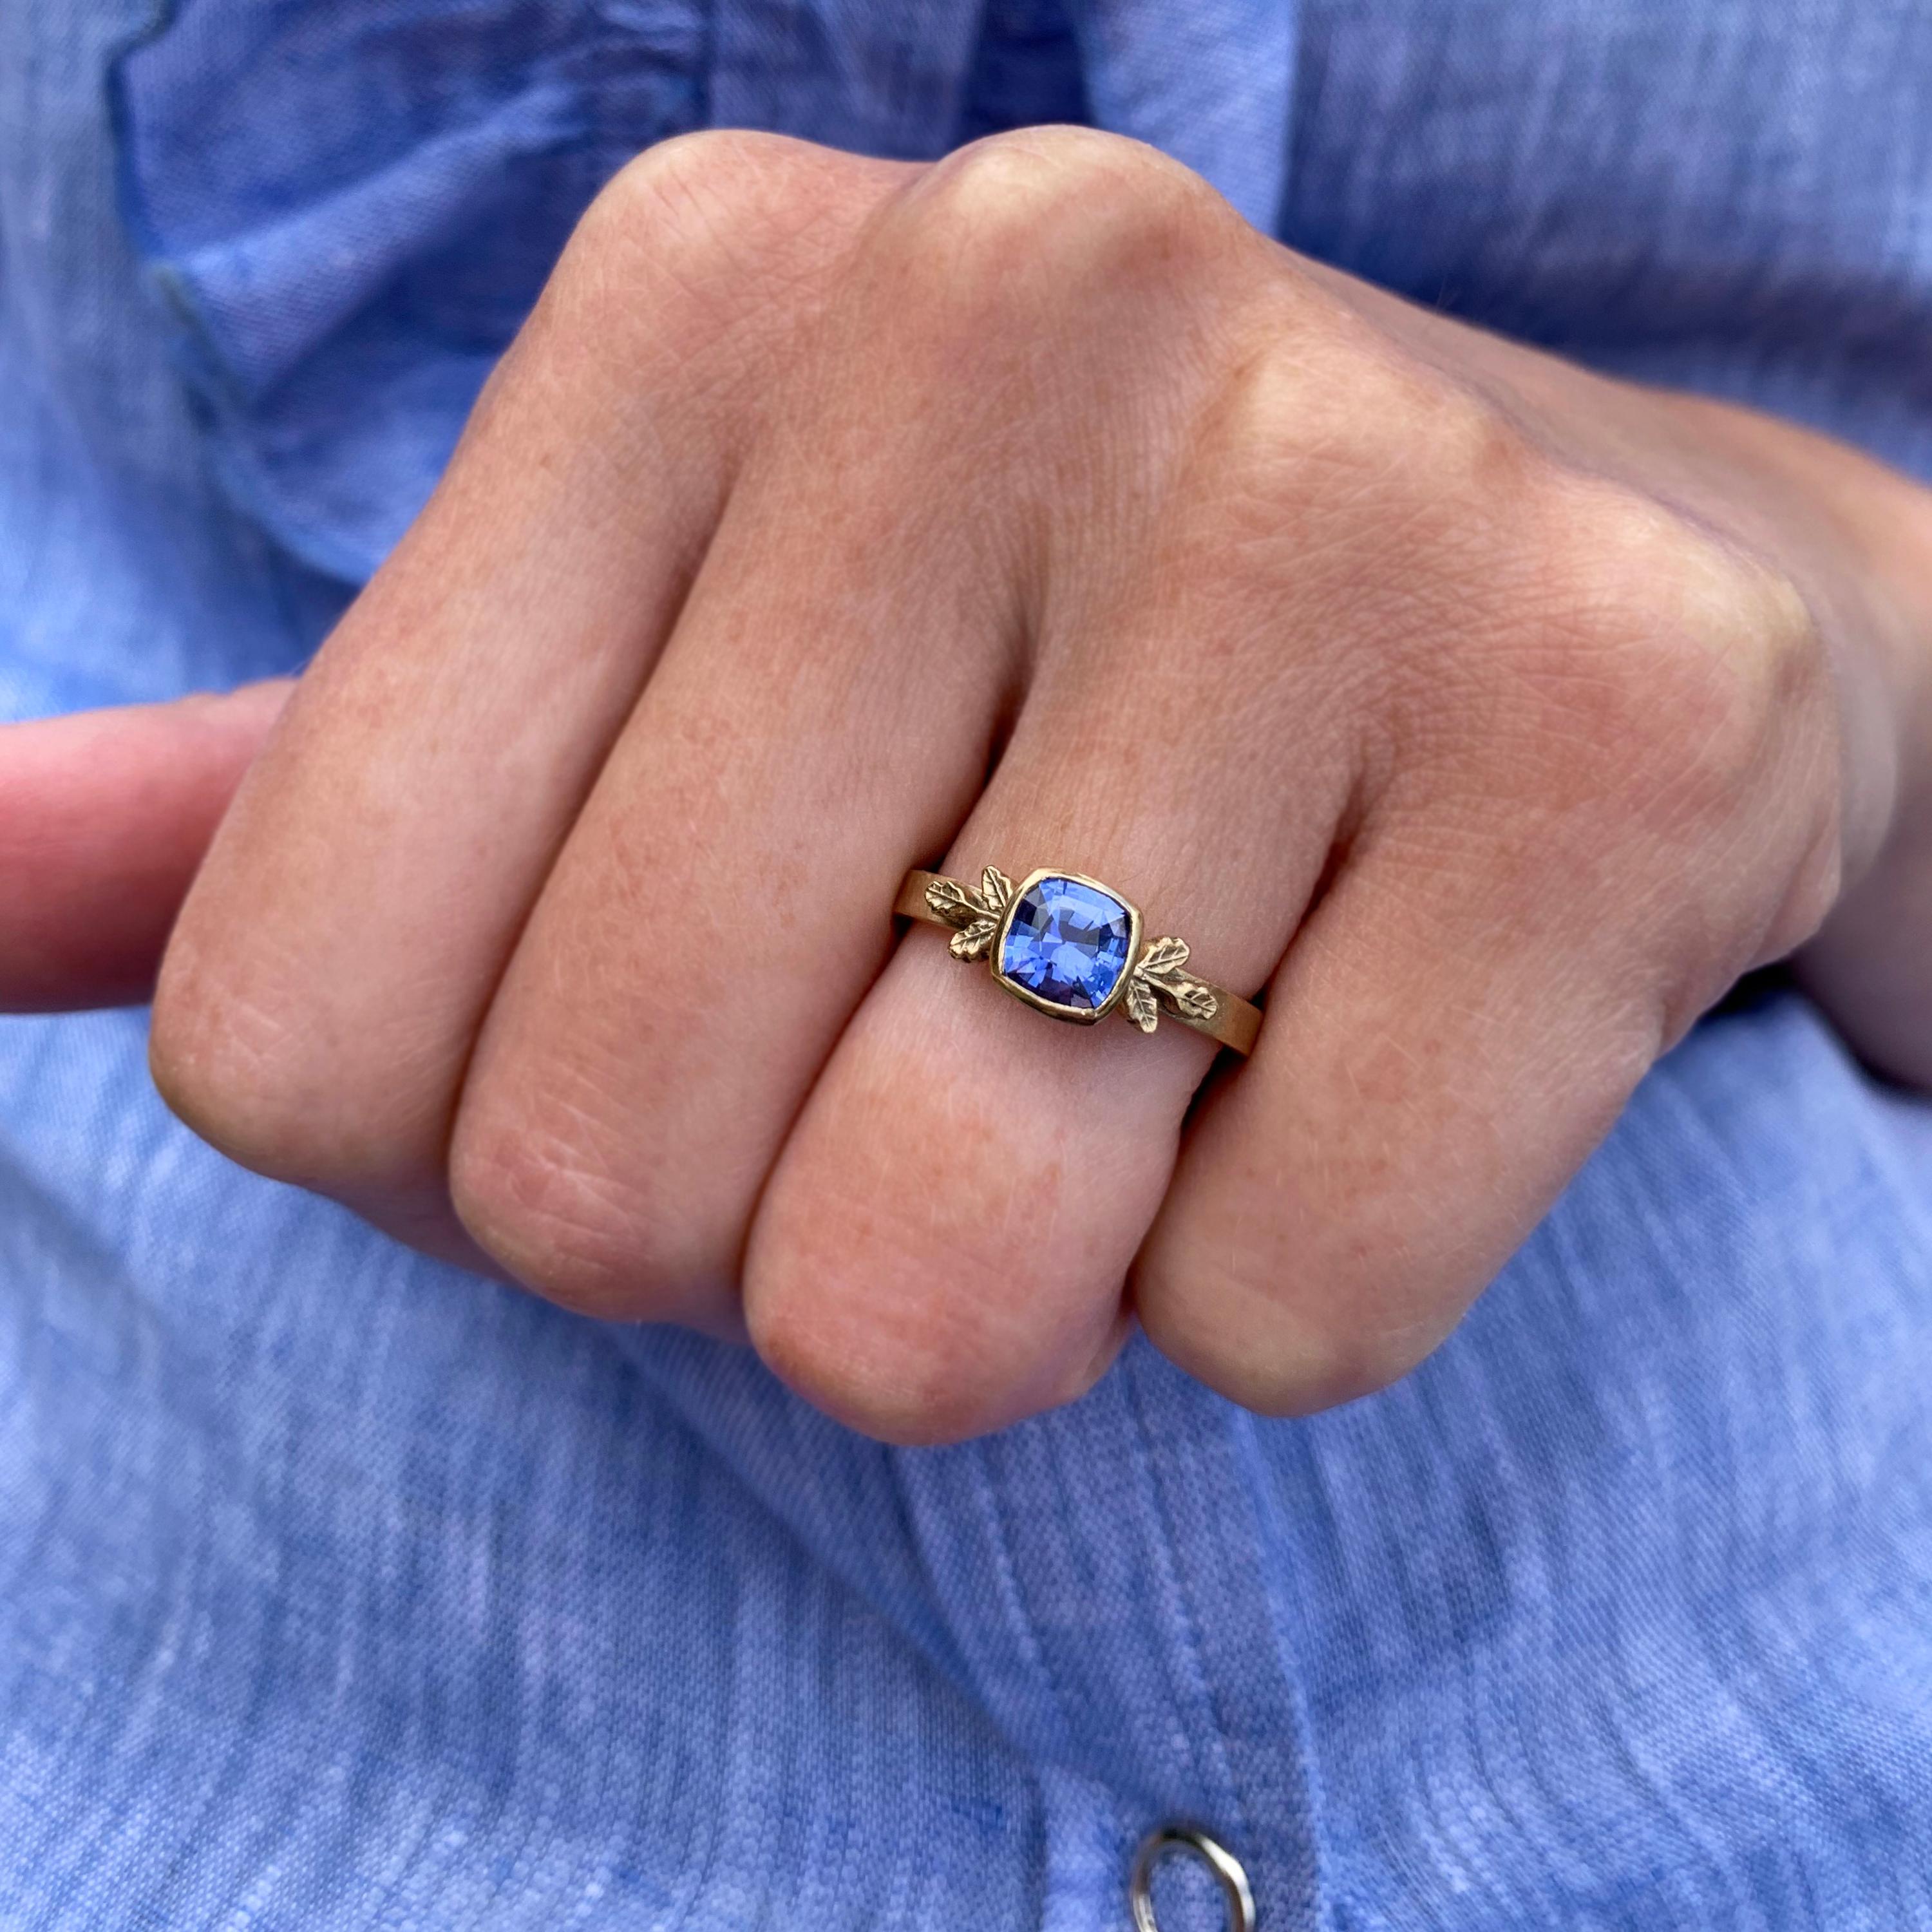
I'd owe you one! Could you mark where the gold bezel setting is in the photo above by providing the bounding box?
[990,867,1143,1025]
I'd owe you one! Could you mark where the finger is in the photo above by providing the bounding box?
[1135,497,1835,1414]
[0,683,287,1012]
[148,135,897,1256]
[444,220,1021,1331]
[1137,826,1657,1414]
[735,285,1383,1432]
[731,148,1385,1441]
[742,659,1353,1438]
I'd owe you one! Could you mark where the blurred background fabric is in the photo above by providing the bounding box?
[2,1,1931,1924]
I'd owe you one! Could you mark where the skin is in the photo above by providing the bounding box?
[5,128,1931,1442]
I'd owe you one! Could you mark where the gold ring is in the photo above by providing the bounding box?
[894,865,1262,1057]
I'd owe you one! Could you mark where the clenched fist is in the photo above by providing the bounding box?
[8,128,1931,1441]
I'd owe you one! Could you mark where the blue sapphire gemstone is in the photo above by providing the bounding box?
[998,875,1135,1013]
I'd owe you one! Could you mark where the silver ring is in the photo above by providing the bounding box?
[1129,1825,1256,1932]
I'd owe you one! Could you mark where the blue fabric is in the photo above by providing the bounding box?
[3,1,1931,1925]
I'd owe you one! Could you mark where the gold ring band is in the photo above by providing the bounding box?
[894,866,1262,1057]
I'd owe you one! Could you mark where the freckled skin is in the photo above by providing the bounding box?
[5,127,1931,1441]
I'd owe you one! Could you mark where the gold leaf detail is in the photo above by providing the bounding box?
[949,918,997,961]
[980,866,1014,914]
[925,876,983,928]
[1125,972,1160,1034]
[1171,979,1218,1023]
[1139,935,1190,978]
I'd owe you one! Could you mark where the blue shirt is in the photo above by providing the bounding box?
[3,3,1931,1925]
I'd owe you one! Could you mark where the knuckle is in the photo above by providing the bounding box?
[1528,476,1824,823]
[1388,468,1837,1034]
[745,1188,1052,1444]
[745,1087,1129,1444]
[560,135,750,323]
[920,124,1216,234]
[746,1276,1009,1446]
[878,127,1243,327]
[1234,319,1517,480]
[1137,1260,1442,1417]
[447,1091,674,1321]
[580,128,817,261]
[545,130,871,365]
[1185,313,1539,593]
[149,951,343,1184]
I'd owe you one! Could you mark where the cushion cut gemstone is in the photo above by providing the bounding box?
[998,875,1134,1012]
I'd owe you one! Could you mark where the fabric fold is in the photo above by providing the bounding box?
[112,0,711,577]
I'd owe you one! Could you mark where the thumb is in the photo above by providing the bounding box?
[0,680,291,1013]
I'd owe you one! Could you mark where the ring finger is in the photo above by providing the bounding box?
[741,478,1368,1440]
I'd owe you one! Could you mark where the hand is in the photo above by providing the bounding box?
[8,129,1931,1441]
